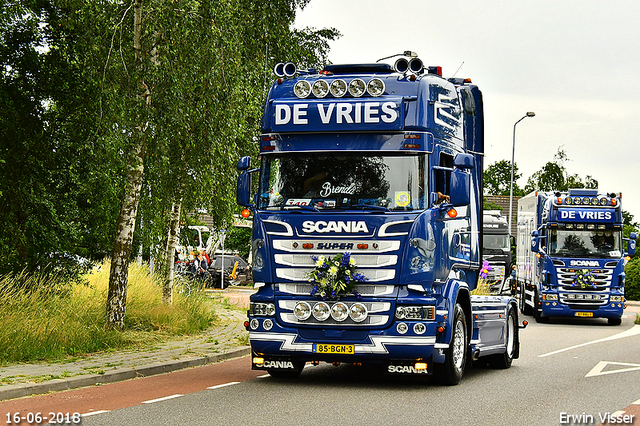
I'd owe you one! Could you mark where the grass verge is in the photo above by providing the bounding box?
[0,261,217,365]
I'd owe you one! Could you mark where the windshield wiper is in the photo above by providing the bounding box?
[347,204,390,212]
[283,205,320,212]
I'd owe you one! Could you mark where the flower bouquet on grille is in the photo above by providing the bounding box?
[308,252,367,300]
[572,269,596,289]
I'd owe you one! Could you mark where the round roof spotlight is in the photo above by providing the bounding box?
[367,78,385,97]
[591,197,599,206]
[582,197,590,205]
[599,198,608,206]
[331,302,349,322]
[330,79,348,97]
[312,302,331,321]
[312,80,330,98]
[409,57,423,74]
[283,62,297,77]
[348,78,366,97]
[394,58,409,73]
[273,62,285,77]
[293,80,312,98]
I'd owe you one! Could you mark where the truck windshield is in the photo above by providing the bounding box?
[258,153,428,211]
[548,229,622,258]
[483,235,510,251]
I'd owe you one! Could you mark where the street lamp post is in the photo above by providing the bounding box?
[508,112,535,236]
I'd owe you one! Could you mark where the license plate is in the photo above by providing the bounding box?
[575,312,594,317]
[312,343,354,354]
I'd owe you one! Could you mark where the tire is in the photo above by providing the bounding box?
[435,303,467,385]
[533,289,548,323]
[490,307,518,369]
[520,283,533,315]
[608,317,622,326]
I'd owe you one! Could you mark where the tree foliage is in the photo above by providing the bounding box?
[524,147,598,193]
[483,159,524,196]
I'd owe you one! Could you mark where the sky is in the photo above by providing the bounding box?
[294,0,640,222]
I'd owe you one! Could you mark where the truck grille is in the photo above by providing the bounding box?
[556,268,613,292]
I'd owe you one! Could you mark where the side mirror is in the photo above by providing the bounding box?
[236,170,252,207]
[627,232,637,256]
[531,230,539,253]
[453,153,474,169]
[449,169,470,206]
[237,156,251,171]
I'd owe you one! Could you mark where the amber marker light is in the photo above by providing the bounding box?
[241,209,251,218]
[447,208,458,218]
[253,357,265,365]
[415,362,428,370]
[536,253,541,258]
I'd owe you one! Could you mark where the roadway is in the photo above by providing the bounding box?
[2,307,639,426]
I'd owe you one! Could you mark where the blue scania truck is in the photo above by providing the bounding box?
[516,189,637,325]
[236,54,522,385]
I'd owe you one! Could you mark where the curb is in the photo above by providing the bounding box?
[0,347,250,402]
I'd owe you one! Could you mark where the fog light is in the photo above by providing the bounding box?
[250,319,259,330]
[313,302,330,321]
[413,323,426,335]
[263,319,273,330]
[294,301,311,321]
[397,322,408,334]
[350,303,368,323]
[331,302,349,322]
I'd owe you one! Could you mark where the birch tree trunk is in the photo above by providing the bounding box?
[163,198,182,304]
[106,0,149,329]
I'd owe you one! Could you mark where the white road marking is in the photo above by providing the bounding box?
[207,381,240,389]
[539,325,640,358]
[586,361,640,377]
[141,394,184,404]
[633,398,640,405]
[81,410,110,417]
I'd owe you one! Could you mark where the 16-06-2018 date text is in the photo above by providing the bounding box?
[6,412,81,424]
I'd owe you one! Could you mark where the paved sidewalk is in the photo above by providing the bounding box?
[0,288,253,401]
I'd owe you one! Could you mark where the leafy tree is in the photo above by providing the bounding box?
[483,159,524,196]
[524,147,598,193]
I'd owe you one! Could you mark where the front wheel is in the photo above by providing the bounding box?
[608,317,622,326]
[434,303,467,385]
[490,306,518,369]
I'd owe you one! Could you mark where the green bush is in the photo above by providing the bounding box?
[0,261,217,364]
[625,257,640,301]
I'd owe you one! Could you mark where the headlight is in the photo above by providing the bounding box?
[313,302,331,321]
[293,301,311,320]
[543,294,558,301]
[312,80,329,98]
[331,302,349,322]
[367,78,385,97]
[610,296,624,302]
[395,305,435,320]
[251,302,276,316]
[330,79,347,97]
[294,80,311,98]
[348,78,366,97]
[349,303,368,323]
